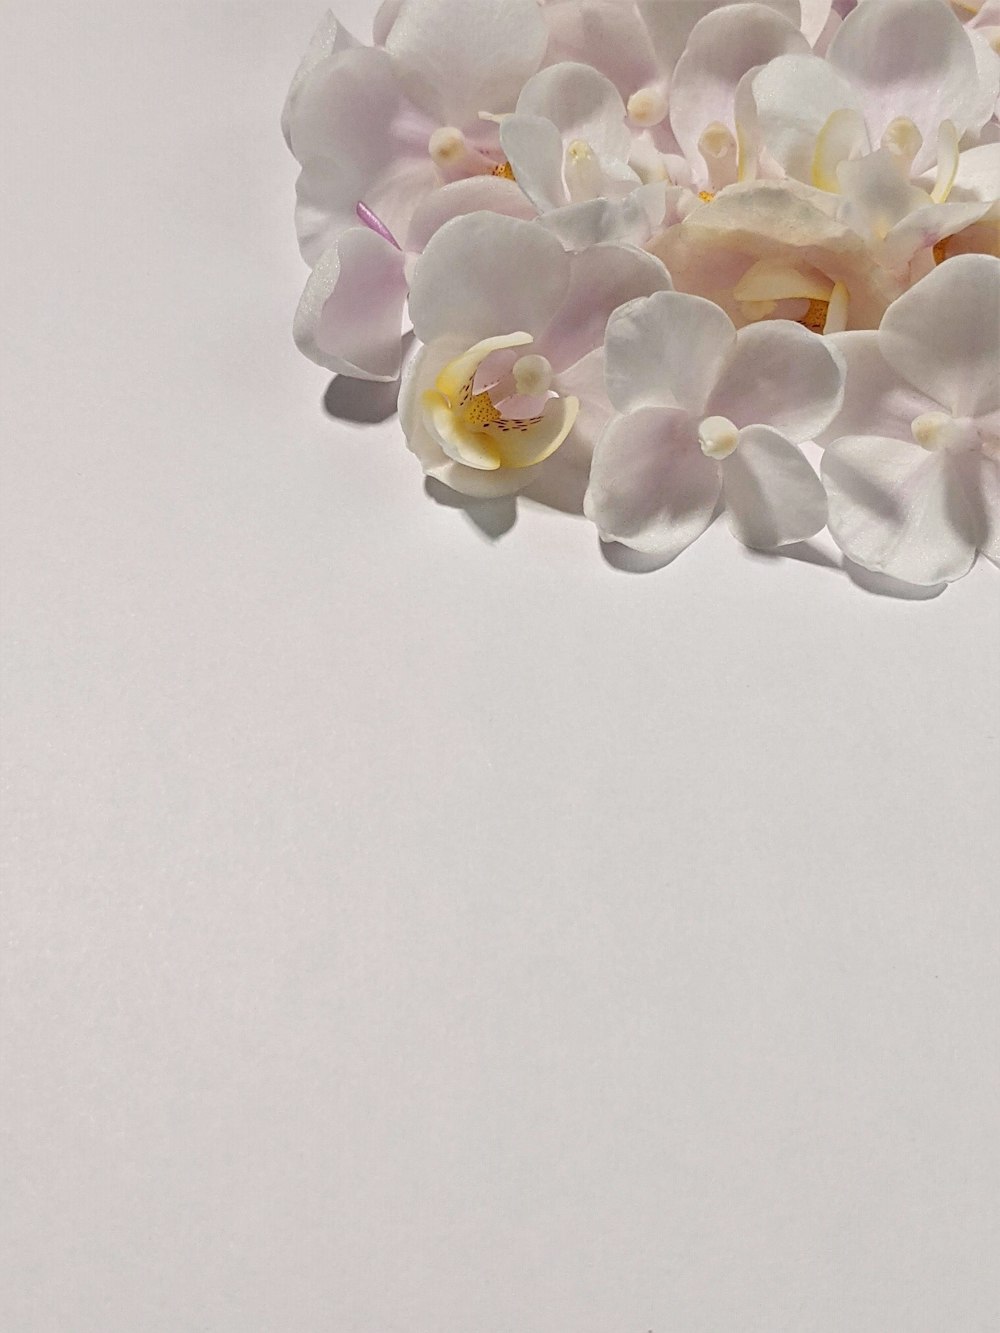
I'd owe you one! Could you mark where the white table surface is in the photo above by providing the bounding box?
[2,3,998,1329]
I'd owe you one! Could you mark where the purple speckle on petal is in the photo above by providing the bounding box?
[356,201,401,250]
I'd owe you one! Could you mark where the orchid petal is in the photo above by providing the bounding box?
[815,332,940,447]
[707,320,846,442]
[822,435,980,583]
[408,212,572,345]
[385,0,547,126]
[293,228,408,382]
[637,0,800,71]
[604,291,737,414]
[878,254,1000,419]
[722,425,827,547]
[585,407,722,556]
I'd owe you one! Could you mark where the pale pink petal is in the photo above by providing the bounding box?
[385,0,547,126]
[541,0,659,99]
[404,176,537,257]
[878,254,1000,419]
[822,435,980,583]
[827,0,985,169]
[604,291,736,414]
[499,114,569,212]
[815,332,939,447]
[293,229,408,382]
[637,0,800,70]
[707,320,846,443]
[408,212,572,345]
[585,407,722,556]
[538,183,669,250]
[514,62,633,163]
[979,455,1000,563]
[373,0,405,44]
[538,244,673,372]
[281,11,359,150]
[722,425,827,547]
[669,4,808,168]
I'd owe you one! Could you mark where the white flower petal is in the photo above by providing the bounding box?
[385,0,547,126]
[798,0,833,46]
[815,332,940,447]
[373,0,405,44]
[408,212,572,345]
[538,244,673,373]
[944,143,1000,203]
[500,114,569,212]
[293,228,408,381]
[707,320,845,443]
[405,175,537,256]
[541,0,659,99]
[514,61,632,163]
[748,53,865,182]
[878,254,1000,419]
[822,435,980,583]
[585,407,722,556]
[604,291,737,414]
[281,11,359,150]
[637,0,800,71]
[722,425,827,547]
[979,455,1000,563]
[827,0,984,168]
[669,4,808,169]
[538,182,669,249]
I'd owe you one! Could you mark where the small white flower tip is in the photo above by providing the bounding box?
[911,411,957,451]
[881,117,922,167]
[428,126,467,167]
[698,122,736,162]
[512,354,553,397]
[627,86,668,128]
[699,416,740,460]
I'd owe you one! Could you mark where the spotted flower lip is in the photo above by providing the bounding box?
[285,0,1000,588]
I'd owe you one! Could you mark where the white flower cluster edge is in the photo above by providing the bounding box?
[284,0,1000,587]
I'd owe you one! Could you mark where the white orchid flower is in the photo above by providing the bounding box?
[586,291,845,557]
[742,0,999,184]
[399,212,672,497]
[819,254,1000,584]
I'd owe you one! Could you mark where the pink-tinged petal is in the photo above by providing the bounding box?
[373,0,405,44]
[707,320,845,443]
[281,11,359,150]
[815,332,939,447]
[748,54,865,182]
[541,0,659,99]
[822,435,979,583]
[637,0,800,70]
[979,455,1000,563]
[408,212,571,345]
[722,425,827,547]
[945,143,1000,203]
[293,229,408,382]
[286,47,412,167]
[538,244,673,373]
[405,176,537,257]
[836,149,929,241]
[551,347,614,461]
[500,114,569,212]
[585,407,722,556]
[385,0,547,126]
[799,0,833,45]
[827,0,984,169]
[669,4,808,169]
[514,62,632,163]
[878,254,1000,419]
[538,182,670,250]
[604,291,736,414]
[883,199,993,271]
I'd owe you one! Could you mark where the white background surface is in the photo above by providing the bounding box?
[2,3,999,1329]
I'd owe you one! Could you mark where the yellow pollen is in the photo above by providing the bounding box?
[491,160,515,180]
[800,298,829,333]
[698,190,715,203]
[933,238,949,265]
[464,389,504,427]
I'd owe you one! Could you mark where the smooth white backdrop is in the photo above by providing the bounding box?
[2,3,998,1330]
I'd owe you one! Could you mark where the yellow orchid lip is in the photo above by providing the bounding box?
[421,333,579,472]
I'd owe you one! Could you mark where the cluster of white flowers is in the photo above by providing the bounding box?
[284,0,1000,586]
